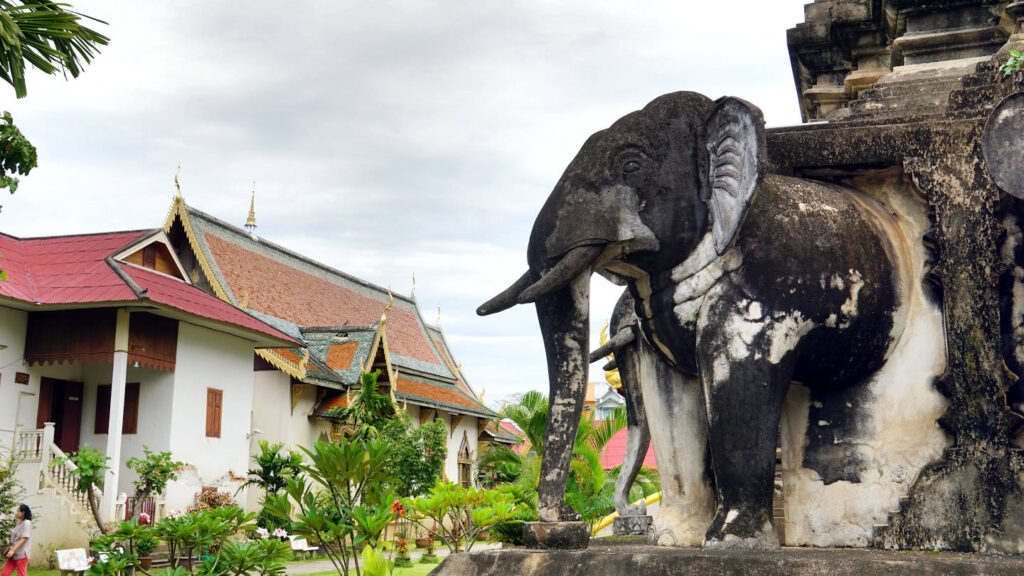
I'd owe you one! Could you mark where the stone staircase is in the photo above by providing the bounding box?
[13,427,101,555]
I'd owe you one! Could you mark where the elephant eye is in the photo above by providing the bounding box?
[622,159,643,174]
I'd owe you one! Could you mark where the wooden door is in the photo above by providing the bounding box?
[35,377,54,428]
[59,381,83,453]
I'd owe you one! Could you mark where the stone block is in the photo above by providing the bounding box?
[430,543,1024,575]
[612,515,652,536]
[522,521,589,550]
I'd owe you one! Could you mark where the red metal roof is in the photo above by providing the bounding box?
[121,264,295,342]
[599,426,657,471]
[0,230,295,345]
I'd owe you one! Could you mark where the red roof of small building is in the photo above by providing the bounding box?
[0,230,296,345]
[600,427,657,471]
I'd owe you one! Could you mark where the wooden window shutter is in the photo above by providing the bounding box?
[95,383,140,434]
[206,388,222,438]
[95,385,111,434]
[123,383,140,434]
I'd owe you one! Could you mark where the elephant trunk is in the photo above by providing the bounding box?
[535,271,591,522]
[518,245,604,305]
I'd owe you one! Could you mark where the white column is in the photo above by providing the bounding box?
[39,422,54,490]
[100,308,130,523]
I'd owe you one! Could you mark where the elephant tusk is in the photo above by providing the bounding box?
[477,270,538,316]
[588,325,635,363]
[517,245,604,304]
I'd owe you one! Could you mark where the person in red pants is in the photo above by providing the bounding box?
[2,504,31,576]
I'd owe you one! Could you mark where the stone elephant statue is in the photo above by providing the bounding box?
[587,291,652,520]
[478,91,910,549]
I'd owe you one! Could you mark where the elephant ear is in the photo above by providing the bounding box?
[703,97,767,255]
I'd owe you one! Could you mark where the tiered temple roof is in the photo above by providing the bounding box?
[163,194,495,420]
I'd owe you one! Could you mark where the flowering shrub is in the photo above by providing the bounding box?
[256,527,270,539]
[272,528,288,540]
[137,512,151,526]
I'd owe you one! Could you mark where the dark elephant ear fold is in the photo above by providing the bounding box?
[704,97,767,254]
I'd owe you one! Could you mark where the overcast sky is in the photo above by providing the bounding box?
[3,0,812,408]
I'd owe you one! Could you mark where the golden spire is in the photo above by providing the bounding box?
[600,320,622,389]
[436,303,441,325]
[411,273,416,299]
[381,288,394,323]
[245,182,257,234]
[174,163,182,199]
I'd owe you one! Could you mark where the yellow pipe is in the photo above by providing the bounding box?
[591,492,661,536]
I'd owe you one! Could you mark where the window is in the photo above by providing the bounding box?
[206,388,223,438]
[94,383,140,434]
[457,431,473,488]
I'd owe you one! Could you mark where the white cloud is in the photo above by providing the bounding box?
[1,0,810,404]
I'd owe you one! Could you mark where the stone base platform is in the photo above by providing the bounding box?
[429,539,1024,575]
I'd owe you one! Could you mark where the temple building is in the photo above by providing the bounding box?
[0,190,499,561]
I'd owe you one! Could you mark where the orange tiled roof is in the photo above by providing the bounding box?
[202,231,441,366]
[326,342,359,371]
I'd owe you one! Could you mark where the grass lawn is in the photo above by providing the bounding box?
[304,562,439,576]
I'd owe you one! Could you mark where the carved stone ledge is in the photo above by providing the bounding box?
[522,521,590,550]
[612,515,653,537]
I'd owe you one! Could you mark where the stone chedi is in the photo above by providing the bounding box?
[479,0,1024,554]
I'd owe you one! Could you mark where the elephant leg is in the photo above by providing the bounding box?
[613,336,650,517]
[641,350,715,547]
[697,309,795,550]
[534,273,590,522]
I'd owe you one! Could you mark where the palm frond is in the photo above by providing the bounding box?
[0,1,109,98]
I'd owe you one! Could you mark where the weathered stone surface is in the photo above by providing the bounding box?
[982,92,1024,198]
[613,515,652,537]
[522,522,590,550]
[428,544,1024,576]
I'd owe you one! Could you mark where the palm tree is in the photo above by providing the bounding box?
[326,370,396,441]
[0,0,109,99]
[480,391,659,526]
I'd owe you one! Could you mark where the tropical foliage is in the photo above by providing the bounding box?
[125,446,183,518]
[0,445,24,538]
[324,370,395,440]
[402,481,517,554]
[54,443,109,532]
[264,438,398,576]
[1000,49,1023,77]
[378,411,447,497]
[0,0,109,98]
[92,508,291,576]
[237,440,302,529]
[478,390,659,529]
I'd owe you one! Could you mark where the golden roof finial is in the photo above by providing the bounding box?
[479,386,486,401]
[245,182,257,234]
[381,288,394,323]
[411,272,416,300]
[599,320,622,389]
[174,163,182,199]
[436,303,441,325]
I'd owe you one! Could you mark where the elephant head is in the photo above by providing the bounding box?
[478,92,767,522]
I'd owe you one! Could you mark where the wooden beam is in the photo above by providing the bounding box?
[450,414,464,436]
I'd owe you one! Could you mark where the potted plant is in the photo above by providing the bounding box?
[393,527,411,568]
[135,531,158,569]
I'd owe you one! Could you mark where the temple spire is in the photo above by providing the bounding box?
[245,182,257,235]
[174,163,182,199]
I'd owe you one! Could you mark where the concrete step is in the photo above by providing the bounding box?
[857,77,963,101]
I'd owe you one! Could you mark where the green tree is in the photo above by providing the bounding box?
[379,411,447,497]
[325,371,396,441]
[0,1,108,276]
[0,446,25,538]
[237,440,302,529]
[479,391,658,527]
[125,445,183,518]
[265,438,396,576]
[54,443,109,532]
[0,0,109,99]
